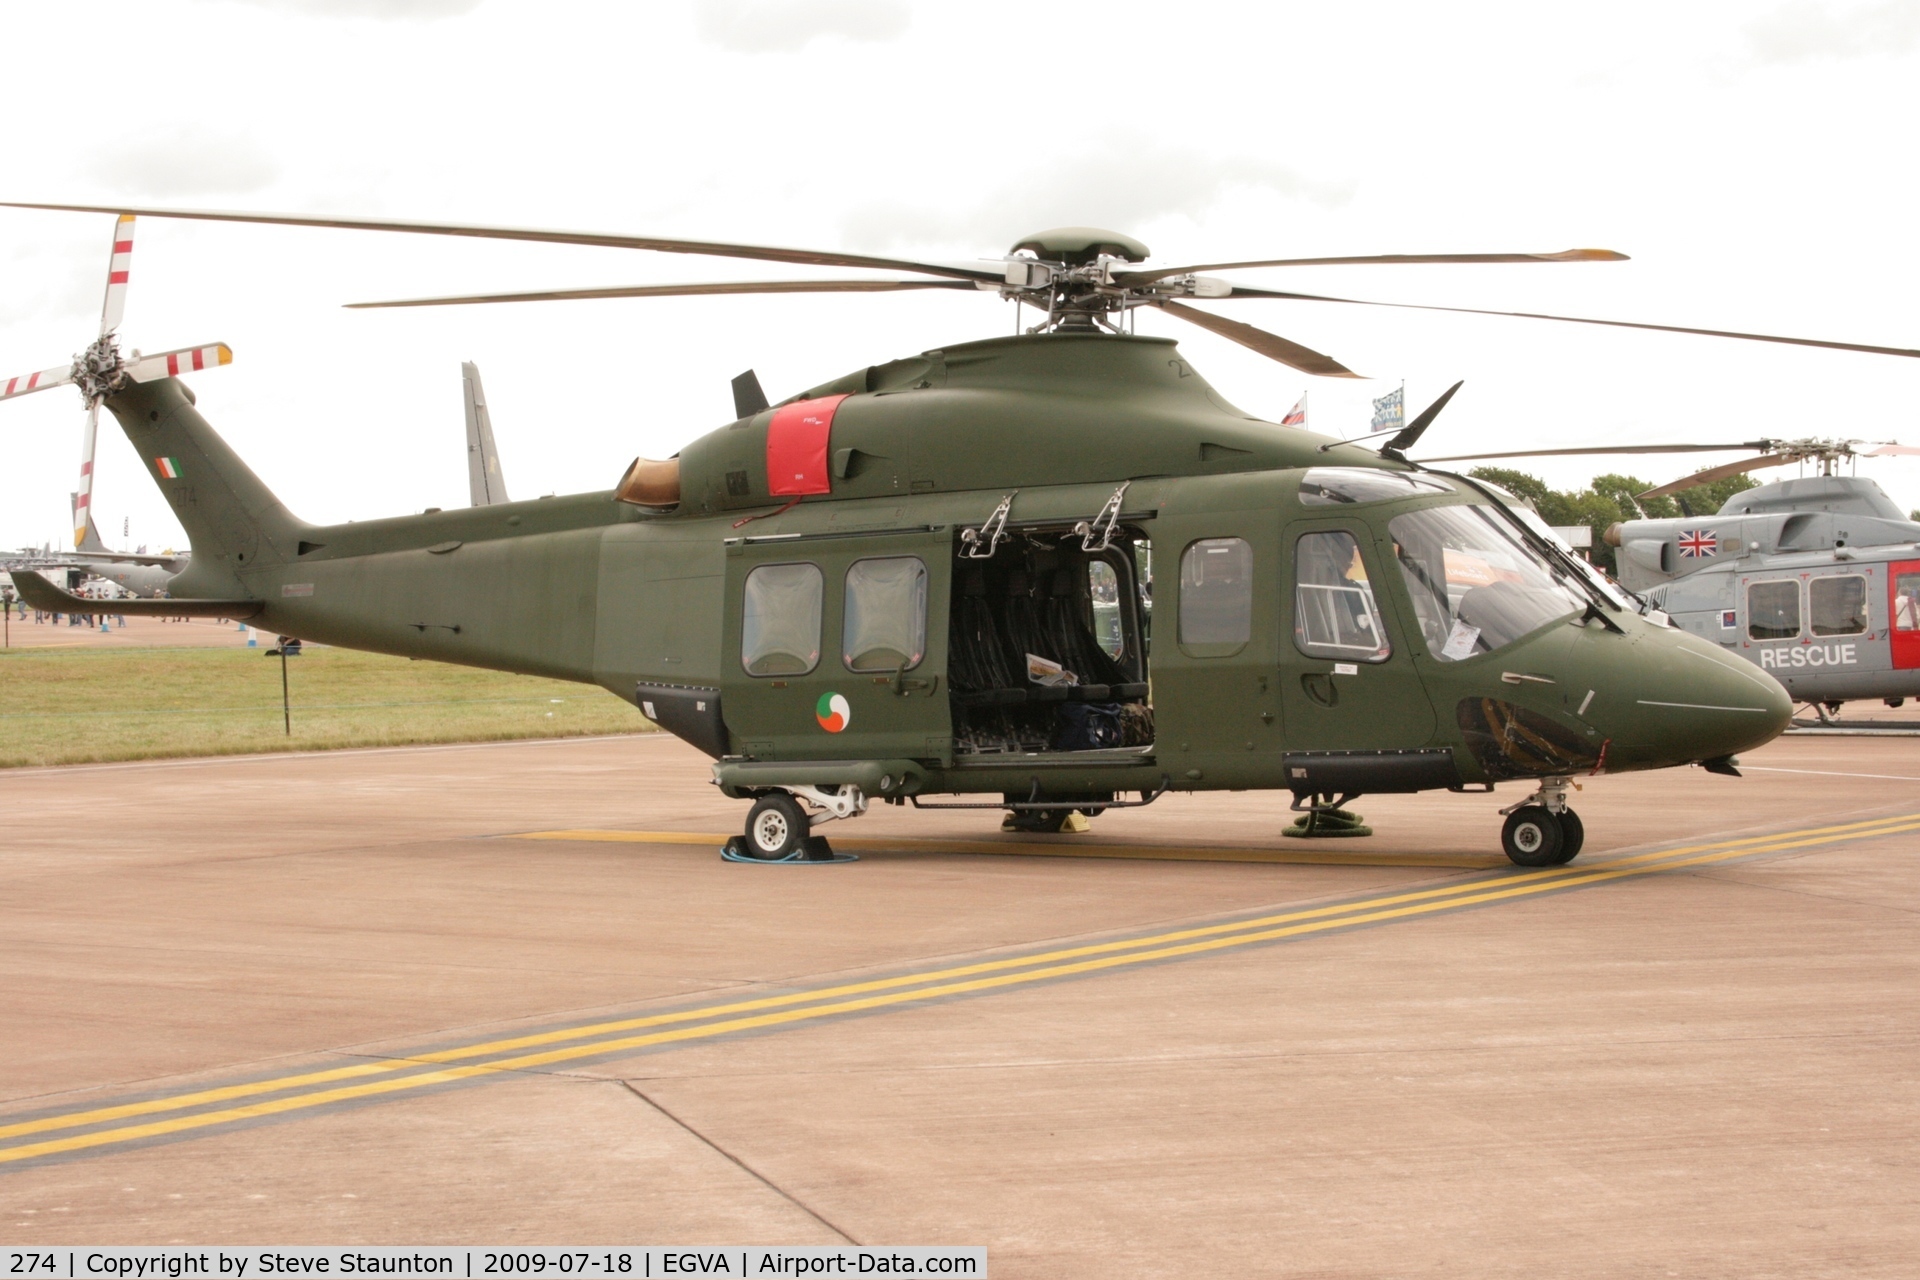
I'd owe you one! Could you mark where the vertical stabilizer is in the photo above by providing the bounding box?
[463,361,510,506]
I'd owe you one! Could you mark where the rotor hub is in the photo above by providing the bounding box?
[69,334,127,404]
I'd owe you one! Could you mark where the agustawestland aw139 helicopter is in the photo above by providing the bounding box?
[1424,435,1920,721]
[8,201,1919,865]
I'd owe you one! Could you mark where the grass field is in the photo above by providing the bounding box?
[0,644,654,768]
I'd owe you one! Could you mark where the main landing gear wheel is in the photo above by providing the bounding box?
[745,793,809,860]
[1502,806,1568,867]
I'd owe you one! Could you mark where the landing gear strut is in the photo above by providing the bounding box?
[1499,776,1583,867]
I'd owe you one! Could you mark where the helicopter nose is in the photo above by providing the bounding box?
[1605,624,1792,768]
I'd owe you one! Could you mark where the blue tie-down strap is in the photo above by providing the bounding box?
[721,835,859,864]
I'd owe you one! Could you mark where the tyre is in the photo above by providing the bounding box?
[1502,806,1565,867]
[1552,809,1584,863]
[745,793,808,859]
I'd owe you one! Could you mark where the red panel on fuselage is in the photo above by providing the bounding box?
[1890,559,1920,670]
[766,394,847,497]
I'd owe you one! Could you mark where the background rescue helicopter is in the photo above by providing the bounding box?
[10,202,1918,866]
[1423,437,1920,722]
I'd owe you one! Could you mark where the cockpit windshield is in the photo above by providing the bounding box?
[1389,504,1587,661]
[1299,468,1454,505]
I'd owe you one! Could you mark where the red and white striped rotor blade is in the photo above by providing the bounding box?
[0,363,75,402]
[74,401,100,548]
[99,213,134,336]
[125,343,232,383]
[1863,443,1920,457]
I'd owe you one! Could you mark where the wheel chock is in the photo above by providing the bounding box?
[1282,808,1373,839]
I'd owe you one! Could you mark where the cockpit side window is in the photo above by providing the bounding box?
[1293,531,1391,662]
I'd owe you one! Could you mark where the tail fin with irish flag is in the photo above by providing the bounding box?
[1280,395,1306,429]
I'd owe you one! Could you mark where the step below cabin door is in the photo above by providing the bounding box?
[1277,519,1436,750]
[722,530,952,763]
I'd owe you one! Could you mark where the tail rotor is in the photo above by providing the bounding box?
[0,212,232,548]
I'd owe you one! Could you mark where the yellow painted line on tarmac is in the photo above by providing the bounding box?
[4,811,1916,1167]
[513,828,1507,869]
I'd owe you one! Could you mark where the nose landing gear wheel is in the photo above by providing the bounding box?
[745,793,809,860]
[1502,805,1567,867]
[1554,809,1584,862]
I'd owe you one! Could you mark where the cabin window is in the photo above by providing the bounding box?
[1747,580,1801,640]
[1179,537,1252,652]
[1388,504,1585,661]
[741,562,823,676]
[1809,575,1867,637]
[1294,531,1391,662]
[1089,561,1124,659]
[843,557,927,672]
[1895,572,1920,631]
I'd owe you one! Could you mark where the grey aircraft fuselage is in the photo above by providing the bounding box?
[1611,475,1920,706]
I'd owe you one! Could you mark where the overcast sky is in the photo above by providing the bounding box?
[3,0,1918,551]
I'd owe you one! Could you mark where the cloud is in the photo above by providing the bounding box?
[206,0,485,17]
[84,126,281,199]
[693,0,909,53]
[1746,1,1920,62]
[841,134,1353,255]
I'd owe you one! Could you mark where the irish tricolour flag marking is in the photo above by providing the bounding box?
[156,457,182,479]
[816,692,850,733]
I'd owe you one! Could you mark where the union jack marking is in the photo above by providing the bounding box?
[1677,529,1718,558]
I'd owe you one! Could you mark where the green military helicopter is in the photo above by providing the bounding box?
[17,202,1911,865]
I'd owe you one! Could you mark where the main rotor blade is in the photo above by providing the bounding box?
[1,363,75,402]
[1156,300,1360,378]
[346,278,980,309]
[1419,443,1777,463]
[123,343,232,383]
[0,201,1004,285]
[1119,248,1627,287]
[1211,284,1920,361]
[99,213,134,336]
[75,401,100,549]
[1640,455,1794,500]
[1863,443,1920,456]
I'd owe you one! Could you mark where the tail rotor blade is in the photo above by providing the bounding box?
[124,343,232,383]
[99,213,134,336]
[75,400,101,549]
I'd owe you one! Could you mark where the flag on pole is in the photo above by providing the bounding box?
[1370,384,1404,434]
[1280,395,1307,429]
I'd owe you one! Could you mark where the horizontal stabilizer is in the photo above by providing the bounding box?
[8,569,260,619]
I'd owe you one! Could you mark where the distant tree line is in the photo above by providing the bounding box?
[1465,467,1759,575]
